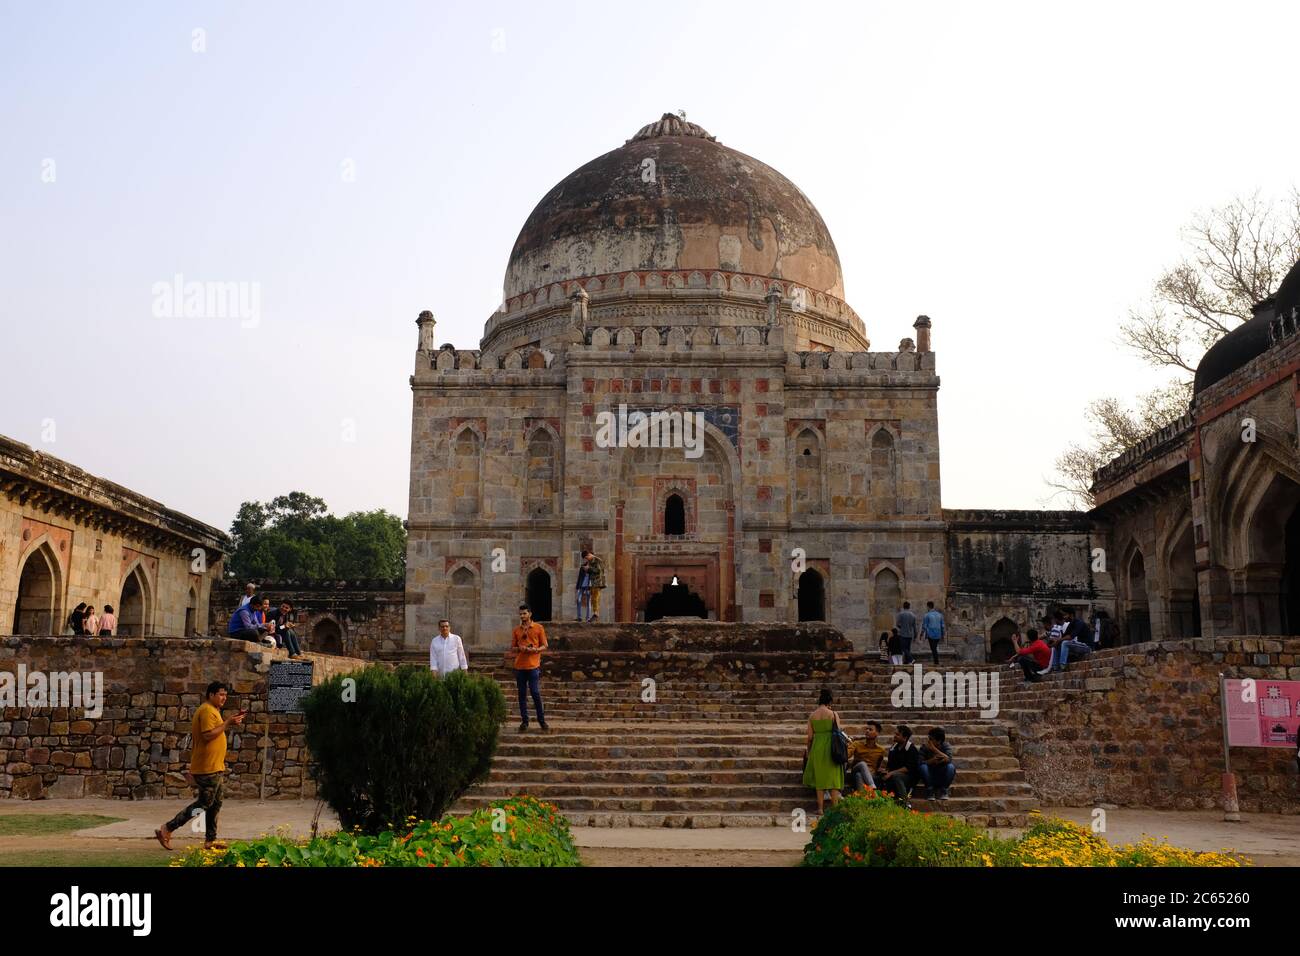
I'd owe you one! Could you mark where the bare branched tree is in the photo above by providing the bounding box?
[1051,191,1300,508]
[1049,384,1192,507]
[1118,191,1300,376]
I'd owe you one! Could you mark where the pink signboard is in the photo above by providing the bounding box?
[1223,678,1300,748]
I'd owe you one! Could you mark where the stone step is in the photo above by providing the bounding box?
[487,768,1028,786]
[516,809,1036,829]
[488,755,1024,771]
[493,747,1017,763]
[467,778,1034,798]
[453,793,1039,815]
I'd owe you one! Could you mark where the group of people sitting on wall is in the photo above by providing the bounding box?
[803,689,955,813]
[1007,606,1098,681]
[66,602,116,636]
[226,583,303,659]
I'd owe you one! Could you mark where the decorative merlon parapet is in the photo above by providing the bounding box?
[412,330,937,381]
[1092,412,1195,487]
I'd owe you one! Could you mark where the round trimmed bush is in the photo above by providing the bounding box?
[302,665,506,834]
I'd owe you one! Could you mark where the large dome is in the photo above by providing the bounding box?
[504,114,845,303]
[1193,257,1300,395]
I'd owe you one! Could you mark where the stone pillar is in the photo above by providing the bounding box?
[1198,564,1234,637]
[765,284,782,328]
[913,315,932,353]
[415,310,436,371]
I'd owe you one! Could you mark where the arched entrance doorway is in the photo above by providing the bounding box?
[645,576,707,622]
[118,566,151,637]
[1285,505,1300,634]
[988,617,1017,663]
[14,543,61,634]
[1167,521,1200,638]
[1125,550,1151,645]
[525,568,553,622]
[1241,473,1300,634]
[797,569,825,622]
[311,619,343,654]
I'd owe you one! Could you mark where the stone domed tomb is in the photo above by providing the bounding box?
[406,114,944,650]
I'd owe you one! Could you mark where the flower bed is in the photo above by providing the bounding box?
[171,795,581,868]
[802,790,1246,867]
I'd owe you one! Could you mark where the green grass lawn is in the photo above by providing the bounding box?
[0,814,169,867]
[0,848,168,867]
[0,814,125,836]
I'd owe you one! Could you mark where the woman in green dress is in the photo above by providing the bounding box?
[802,688,844,813]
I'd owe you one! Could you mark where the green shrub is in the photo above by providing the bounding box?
[302,665,506,834]
[802,790,1016,867]
[803,792,1245,867]
[171,795,581,868]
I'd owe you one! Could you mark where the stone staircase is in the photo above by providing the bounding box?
[429,623,1054,828]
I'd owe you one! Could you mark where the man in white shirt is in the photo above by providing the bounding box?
[429,619,468,677]
[237,583,256,610]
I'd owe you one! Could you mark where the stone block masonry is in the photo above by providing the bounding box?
[0,636,368,800]
[1007,637,1300,813]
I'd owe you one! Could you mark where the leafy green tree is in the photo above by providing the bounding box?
[226,493,405,581]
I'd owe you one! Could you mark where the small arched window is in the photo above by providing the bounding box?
[665,494,686,536]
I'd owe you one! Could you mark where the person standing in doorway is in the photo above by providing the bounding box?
[895,601,918,665]
[155,681,245,851]
[580,549,605,622]
[510,604,549,733]
[575,555,593,622]
[429,619,468,677]
[922,601,945,665]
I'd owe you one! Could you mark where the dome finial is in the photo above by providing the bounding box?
[628,113,717,144]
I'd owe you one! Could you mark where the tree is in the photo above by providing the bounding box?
[1118,191,1300,377]
[1052,191,1300,507]
[1049,384,1191,507]
[226,493,405,582]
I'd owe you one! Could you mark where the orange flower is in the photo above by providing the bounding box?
[416,848,425,858]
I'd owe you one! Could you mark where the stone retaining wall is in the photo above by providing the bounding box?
[1008,637,1300,813]
[0,636,369,800]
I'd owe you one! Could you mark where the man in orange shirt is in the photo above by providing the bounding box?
[155,681,245,850]
[510,603,549,733]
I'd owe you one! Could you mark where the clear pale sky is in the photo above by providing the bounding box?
[2,0,1297,531]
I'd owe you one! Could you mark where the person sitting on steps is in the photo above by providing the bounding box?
[1009,627,1051,682]
[844,720,887,792]
[878,724,921,809]
[917,727,955,801]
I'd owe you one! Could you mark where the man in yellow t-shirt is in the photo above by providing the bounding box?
[510,604,549,733]
[155,681,245,850]
[845,720,888,792]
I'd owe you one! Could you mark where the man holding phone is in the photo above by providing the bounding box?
[155,681,245,851]
[510,604,549,733]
